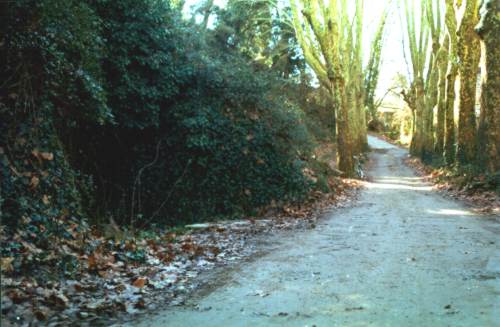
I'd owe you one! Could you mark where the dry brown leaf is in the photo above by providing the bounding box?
[194,245,205,257]
[135,298,146,309]
[88,254,97,270]
[97,270,109,278]
[1,257,14,272]
[40,152,54,161]
[208,246,221,257]
[7,290,28,304]
[158,252,175,263]
[48,292,69,309]
[73,283,85,292]
[132,277,147,288]
[34,307,50,321]
[30,175,40,189]
[42,195,50,205]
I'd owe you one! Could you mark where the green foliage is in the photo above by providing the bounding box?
[0,0,108,237]
[1,0,320,246]
[91,0,180,129]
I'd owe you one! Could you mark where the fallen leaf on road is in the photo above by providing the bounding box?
[48,292,69,309]
[132,277,147,288]
[1,257,14,272]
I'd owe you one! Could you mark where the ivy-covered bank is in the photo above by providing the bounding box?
[0,0,338,277]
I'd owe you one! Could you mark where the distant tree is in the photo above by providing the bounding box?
[403,0,430,159]
[289,0,368,176]
[365,8,389,125]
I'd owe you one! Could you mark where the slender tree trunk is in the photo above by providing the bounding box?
[411,78,426,158]
[444,65,458,164]
[435,36,450,156]
[456,0,481,165]
[347,86,360,155]
[423,49,439,162]
[421,0,443,162]
[444,0,458,164]
[367,98,377,124]
[476,0,500,173]
[358,88,368,151]
[404,0,432,160]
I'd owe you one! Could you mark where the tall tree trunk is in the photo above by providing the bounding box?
[347,86,361,155]
[444,65,458,164]
[421,0,443,162]
[435,36,450,156]
[350,82,367,155]
[404,0,431,160]
[456,0,481,165]
[290,0,363,176]
[333,82,355,176]
[423,49,439,162]
[411,78,426,158]
[358,87,368,151]
[444,0,458,164]
[476,0,500,173]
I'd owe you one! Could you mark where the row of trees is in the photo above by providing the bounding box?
[287,0,389,176]
[402,0,498,173]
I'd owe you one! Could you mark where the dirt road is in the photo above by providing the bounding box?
[132,136,499,327]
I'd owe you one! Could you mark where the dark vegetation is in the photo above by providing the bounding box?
[1,0,336,278]
[1,0,497,324]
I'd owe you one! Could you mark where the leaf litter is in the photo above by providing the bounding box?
[404,156,500,215]
[1,180,361,326]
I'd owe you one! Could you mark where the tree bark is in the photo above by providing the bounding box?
[435,36,449,156]
[476,0,500,173]
[289,0,367,177]
[444,0,458,164]
[358,87,368,152]
[334,82,355,176]
[423,48,439,162]
[456,0,481,165]
[410,78,426,158]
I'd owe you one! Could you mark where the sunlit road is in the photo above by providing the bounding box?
[131,136,500,327]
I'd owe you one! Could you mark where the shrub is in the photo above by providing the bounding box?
[1,0,316,233]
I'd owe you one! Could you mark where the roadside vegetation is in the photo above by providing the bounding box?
[1,0,498,325]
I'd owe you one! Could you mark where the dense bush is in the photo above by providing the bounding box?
[1,0,322,236]
[0,0,109,232]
